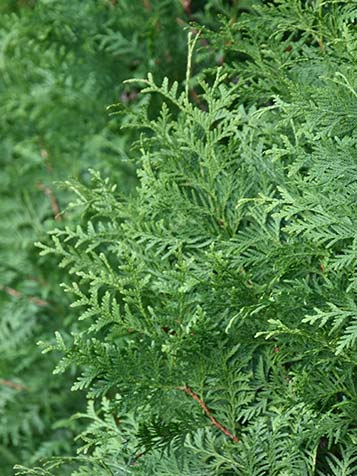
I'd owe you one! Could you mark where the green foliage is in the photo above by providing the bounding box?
[0,0,214,473]
[8,0,357,475]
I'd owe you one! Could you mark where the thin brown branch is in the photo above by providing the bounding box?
[39,144,53,172]
[142,0,152,11]
[180,0,191,14]
[317,37,325,52]
[0,379,27,391]
[37,182,62,221]
[177,385,239,443]
[130,452,145,466]
[0,285,48,307]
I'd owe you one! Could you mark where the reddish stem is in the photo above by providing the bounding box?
[0,285,48,307]
[142,0,152,11]
[177,385,239,443]
[180,0,191,14]
[0,379,27,391]
[37,183,62,221]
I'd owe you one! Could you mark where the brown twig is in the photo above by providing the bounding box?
[36,183,62,221]
[177,385,239,443]
[0,379,27,391]
[317,37,325,52]
[129,452,145,466]
[0,285,48,307]
[142,0,152,11]
[180,0,191,14]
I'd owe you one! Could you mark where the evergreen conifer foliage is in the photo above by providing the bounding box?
[0,0,213,473]
[14,1,357,475]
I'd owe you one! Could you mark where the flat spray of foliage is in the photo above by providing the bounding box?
[10,1,357,475]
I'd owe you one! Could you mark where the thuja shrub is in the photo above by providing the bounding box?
[0,0,229,473]
[15,1,357,475]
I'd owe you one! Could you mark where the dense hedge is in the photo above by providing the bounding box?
[2,1,357,475]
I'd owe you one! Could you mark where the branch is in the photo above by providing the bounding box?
[0,285,48,307]
[180,0,191,14]
[142,0,152,11]
[177,385,239,443]
[37,183,62,221]
[0,379,27,391]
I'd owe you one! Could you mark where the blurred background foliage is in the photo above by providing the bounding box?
[0,0,250,472]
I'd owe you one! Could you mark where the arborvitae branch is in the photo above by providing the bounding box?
[177,386,239,443]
